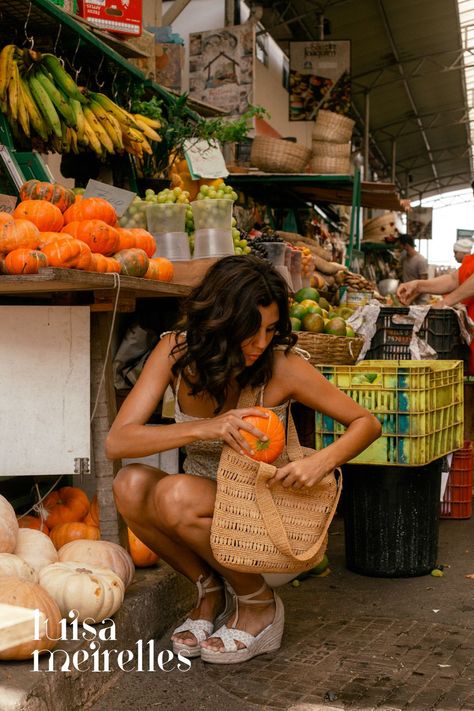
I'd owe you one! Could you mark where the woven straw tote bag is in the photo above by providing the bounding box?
[210,388,342,575]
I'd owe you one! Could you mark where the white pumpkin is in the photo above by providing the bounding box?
[14,528,58,574]
[58,539,135,588]
[39,562,125,623]
[0,553,37,582]
[0,494,19,553]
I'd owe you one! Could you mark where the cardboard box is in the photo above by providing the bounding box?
[77,0,143,37]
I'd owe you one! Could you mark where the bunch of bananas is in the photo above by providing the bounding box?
[0,44,162,159]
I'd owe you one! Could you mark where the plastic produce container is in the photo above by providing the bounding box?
[440,440,473,519]
[154,232,191,261]
[343,459,443,577]
[315,360,464,466]
[262,242,287,266]
[191,199,234,231]
[146,203,188,234]
[193,229,234,259]
[120,201,148,229]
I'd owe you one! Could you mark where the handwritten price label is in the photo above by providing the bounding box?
[83,180,136,217]
[184,140,229,180]
[0,194,17,214]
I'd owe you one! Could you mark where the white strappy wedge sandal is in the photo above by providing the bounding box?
[200,583,284,665]
[171,574,235,658]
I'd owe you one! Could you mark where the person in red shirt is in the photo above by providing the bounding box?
[397,253,474,373]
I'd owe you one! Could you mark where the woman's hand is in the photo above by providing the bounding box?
[266,452,334,490]
[193,408,269,455]
[397,280,420,305]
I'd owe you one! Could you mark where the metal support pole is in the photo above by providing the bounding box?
[225,0,235,26]
[364,91,370,180]
[391,140,397,183]
[317,14,325,40]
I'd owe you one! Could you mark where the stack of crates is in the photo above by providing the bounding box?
[315,360,464,466]
[365,308,469,367]
[440,441,473,519]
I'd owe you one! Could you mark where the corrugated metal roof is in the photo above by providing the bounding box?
[258,0,472,199]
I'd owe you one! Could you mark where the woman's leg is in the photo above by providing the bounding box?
[153,474,278,652]
[113,464,227,647]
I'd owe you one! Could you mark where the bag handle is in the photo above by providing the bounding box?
[254,462,343,562]
[237,387,304,462]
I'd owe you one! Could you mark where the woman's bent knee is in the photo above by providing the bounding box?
[113,464,163,517]
[154,476,214,531]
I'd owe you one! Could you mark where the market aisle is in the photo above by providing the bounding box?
[86,513,474,711]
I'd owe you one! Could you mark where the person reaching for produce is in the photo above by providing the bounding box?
[397,251,474,372]
[106,255,381,664]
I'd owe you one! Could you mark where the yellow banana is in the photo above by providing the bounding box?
[88,99,108,122]
[36,67,76,127]
[90,91,140,129]
[122,125,144,144]
[133,117,161,142]
[70,99,86,143]
[133,113,161,129]
[100,112,124,151]
[69,127,79,154]
[20,76,49,141]
[7,60,20,121]
[40,54,86,104]
[83,106,114,154]
[83,114,105,156]
[61,122,71,153]
[123,137,143,158]
[28,73,62,139]
[16,68,30,137]
[0,45,16,102]
[140,135,153,155]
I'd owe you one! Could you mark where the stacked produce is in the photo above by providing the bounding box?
[289,286,357,336]
[0,181,173,280]
[0,45,161,158]
[342,270,377,292]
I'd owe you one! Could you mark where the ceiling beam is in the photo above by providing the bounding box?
[162,0,192,26]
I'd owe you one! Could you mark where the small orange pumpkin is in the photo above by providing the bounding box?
[0,218,40,253]
[113,248,149,277]
[19,180,75,213]
[63,197,117,226]
[62,219,119,256]
[89,253,121,273]
[49,522,101,550]
[42,486,90,529]
[38,231,72,248]
[17,514,50,536]
[144,256,174,282]
[83,494,99,527]
[127,528,159,567]
[115,227,138,252]
[121,228,156,257]
[42,238,91,269]
[4,248,48,274]
[239,407,286,464]
[13,200,64,232]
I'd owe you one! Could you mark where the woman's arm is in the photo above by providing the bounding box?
[106,335,273,460]
[397,272,459,305]
[267,354,382,488]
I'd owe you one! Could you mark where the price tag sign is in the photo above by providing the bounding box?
[184,140,229,180]
[83,180,136,217]
[0,194,17,214]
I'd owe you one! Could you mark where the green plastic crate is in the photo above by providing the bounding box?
[315,360,464,466]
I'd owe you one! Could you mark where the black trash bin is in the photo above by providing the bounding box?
[343,458,443,577]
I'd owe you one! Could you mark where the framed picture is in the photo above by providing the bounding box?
[289,40,351,121]
[408,207,433,240]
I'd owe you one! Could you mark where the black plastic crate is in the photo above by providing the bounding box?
[365,307,469,364]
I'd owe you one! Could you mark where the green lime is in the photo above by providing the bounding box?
[295,287,320,303]
[290,317,302,331]
[290,303,306,320]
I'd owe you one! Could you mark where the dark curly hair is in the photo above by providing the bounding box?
[171,255,297,413]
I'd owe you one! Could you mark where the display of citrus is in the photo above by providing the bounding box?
[294,287,319,303]
[302,312,325,333]
[324,317,347,336]
[290,317,302,331]
[289,303,307,320]
[298,299,322,315]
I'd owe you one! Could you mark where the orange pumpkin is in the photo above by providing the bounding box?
[144,257,174,282]
[49,522,101,550]
[19,180,75,213]
[127,528,159,567]
[13,200,64,232]
[42,238,91,269]
[63,197,117,226]
[83,494,99,527]
[0,218,39,253]
[113,248,149,277]
[239,406,285,464]
[17,514,50,536]
[38,231,72,248]
[120,228,156,257]
[115,227,138,251]
[89,252,121,273]
[62,219,119,255]
[4,248,48,274]
[42,486,90,529]
[0,253,6,274]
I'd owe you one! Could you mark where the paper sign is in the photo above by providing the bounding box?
[0,194,17,214]
[83,180,136,217]
[184,139,229,180]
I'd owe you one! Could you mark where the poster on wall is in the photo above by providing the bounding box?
[188,25,255,115]
[289,40,351,121]
[408,206,433,240]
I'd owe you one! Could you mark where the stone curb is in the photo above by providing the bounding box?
[0,565,194,711]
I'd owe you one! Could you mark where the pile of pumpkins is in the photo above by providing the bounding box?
[0,179,174,281]
[0,489,158,661]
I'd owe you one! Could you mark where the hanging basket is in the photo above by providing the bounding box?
[250,136,312,173]
[310,155,352,175]
[296,332,364,366]
[312,110,355,143]
[311,141,351,158]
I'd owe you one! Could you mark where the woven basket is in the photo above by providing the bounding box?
[312,140,351,158]
[210,387,342,574]
[250,135,312,173]
[296,332,364,366]
[363,212,400,243]
[310,155,351,175]
[312,110,355,143]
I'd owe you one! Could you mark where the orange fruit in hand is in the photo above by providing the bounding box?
[240,407,285,464]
